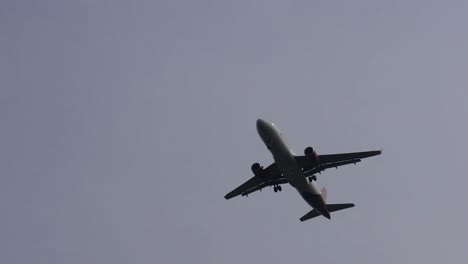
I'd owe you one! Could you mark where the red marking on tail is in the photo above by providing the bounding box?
[321,187,327,203]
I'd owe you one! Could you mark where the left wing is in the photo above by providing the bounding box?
[224,163,285,200]
[296,149,382,176]
[240,178,289,197]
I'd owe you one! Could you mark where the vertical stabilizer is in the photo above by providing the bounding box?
[321,187,327,203]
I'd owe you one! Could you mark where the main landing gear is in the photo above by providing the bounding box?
[308,175,317,182]
[273,185,282,192]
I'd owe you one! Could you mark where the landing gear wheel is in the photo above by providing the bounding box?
[309,175,317,182]
[274,186,278,192]
[277,185,282,192]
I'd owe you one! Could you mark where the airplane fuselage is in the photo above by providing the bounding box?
[256,119,331,219]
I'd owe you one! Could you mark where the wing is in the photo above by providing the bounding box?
[224,163,285,200]
[296,149,382,176]
[319,150,382,164]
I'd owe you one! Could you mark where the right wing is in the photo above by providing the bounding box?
[224,163,284,200]
[296,149,382,176]
[319,150,382,164]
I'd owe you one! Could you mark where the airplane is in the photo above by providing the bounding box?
[224,119,382,221]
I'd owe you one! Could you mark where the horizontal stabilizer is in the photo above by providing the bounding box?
[300,203,355,222]
[327,203,355,212]
[300,209,321,221]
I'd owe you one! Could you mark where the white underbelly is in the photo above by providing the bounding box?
[271,140,320,195]
[276,159,321,196]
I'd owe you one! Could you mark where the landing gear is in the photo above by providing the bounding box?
[308,175,317,182]
[273,185,282,192]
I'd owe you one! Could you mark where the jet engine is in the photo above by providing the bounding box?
[251,163,264,177]
[304,146,319,163]
[304,146,313,156]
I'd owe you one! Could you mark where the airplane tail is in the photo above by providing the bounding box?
[300,203,355,222]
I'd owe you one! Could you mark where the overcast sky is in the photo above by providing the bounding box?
[2,1,468,263]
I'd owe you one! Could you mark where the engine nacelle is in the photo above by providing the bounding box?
[304,146,314,156]
[304,146,319,163]
[251,163,264,177]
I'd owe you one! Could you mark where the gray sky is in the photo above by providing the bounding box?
[2,0,468,263]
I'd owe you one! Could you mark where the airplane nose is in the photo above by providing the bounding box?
[256,119,268,133]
